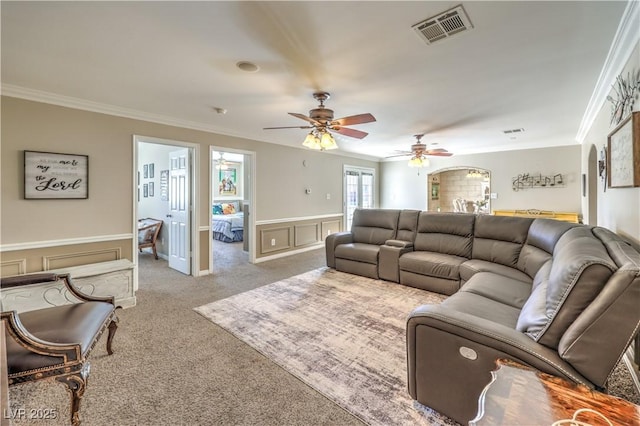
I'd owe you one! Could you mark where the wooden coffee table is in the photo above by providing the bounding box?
[470,358,640,425]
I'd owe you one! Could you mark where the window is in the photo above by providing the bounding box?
[344,166,375,230]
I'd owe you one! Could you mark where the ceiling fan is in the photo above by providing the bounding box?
[263,91,376,150]
[388,134,453,167]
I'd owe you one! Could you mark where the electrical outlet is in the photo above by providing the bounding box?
[326,193,331,200]
[270,238,276,246]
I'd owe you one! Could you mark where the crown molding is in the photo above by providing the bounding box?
[576,1,640,143]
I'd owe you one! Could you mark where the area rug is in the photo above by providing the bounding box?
[194,267,457,426]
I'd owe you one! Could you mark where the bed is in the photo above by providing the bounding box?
[212,202,244,243]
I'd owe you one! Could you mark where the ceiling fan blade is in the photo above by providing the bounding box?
[332,113,376,127]
[263,125,313,130]
[426,152,454,157]
[288,112,321,126]
[426,148,449,153]
[332,126,368,139]
[385,153,412,158]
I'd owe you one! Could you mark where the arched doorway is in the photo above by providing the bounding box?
[428,167,491,213]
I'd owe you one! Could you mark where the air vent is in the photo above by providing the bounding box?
[412,5,474,45]
[503,128,525,134]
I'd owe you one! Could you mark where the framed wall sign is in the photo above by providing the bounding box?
[607,111,640,188]
[24,151,89,199]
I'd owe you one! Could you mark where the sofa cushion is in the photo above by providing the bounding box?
[396,210,420,242]
[351,209,399,245]
[334,243,381,264]
[517,219,577,279]
[414,212,475,258]
[460,259,531,283]
[517,227,616,349]
[516,260,552,335]
[400,251,467,280]
[460,272,532,309]
[441,292,521,328]
[472,215,533,268]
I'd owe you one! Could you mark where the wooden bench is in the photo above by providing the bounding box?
[1,273,119,426]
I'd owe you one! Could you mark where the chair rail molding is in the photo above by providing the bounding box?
[0,233,133,252]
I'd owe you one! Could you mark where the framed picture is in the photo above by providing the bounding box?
[431,182,440,200]
[143,164,148,179]
[219,168,237,196]
[24,150,89,199]
[149,163,155,179]
[143,184,148,198]
[160,170,169,201]
[148,182,154,197]
[607,112,640,188]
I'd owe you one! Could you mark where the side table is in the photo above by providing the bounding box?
[470,358,640,425]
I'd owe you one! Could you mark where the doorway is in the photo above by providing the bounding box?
[133,135,200,276]
[428,167,491,213]
[210,146,256,273]
[344,166,375,230]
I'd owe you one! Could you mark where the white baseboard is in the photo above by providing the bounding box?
[254,243,324,263]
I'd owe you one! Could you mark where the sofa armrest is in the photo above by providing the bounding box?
[385,239,414,249]
[325,232,354,268]
[406,304,592,424]
[406,304,590,393]
[379,242,414,282]
[57,273,116,305]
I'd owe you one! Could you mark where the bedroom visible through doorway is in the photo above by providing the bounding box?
[210,147,256,272]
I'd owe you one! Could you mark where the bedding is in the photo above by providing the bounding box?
[212,211,244,243]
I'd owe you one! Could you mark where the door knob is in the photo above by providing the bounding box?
[166,214,173,218]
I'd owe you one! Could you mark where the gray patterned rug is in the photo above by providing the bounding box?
[195,267,457,426]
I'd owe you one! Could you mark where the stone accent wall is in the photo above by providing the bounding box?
[429,169,490,213]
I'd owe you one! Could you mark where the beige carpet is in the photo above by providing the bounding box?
[195,267,458,426]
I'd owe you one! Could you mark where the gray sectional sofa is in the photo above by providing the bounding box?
[325,208,640,424]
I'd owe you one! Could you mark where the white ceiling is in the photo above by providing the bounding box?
[0,1,628,159]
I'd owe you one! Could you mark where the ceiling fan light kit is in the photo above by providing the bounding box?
[264,91,375,151]
[302,129,338,151]
[408,156,429,167]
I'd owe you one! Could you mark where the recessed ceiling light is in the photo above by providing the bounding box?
[236,61,259,72]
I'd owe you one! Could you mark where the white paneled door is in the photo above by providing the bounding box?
[168,149,191,275]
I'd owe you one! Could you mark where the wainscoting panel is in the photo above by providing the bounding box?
[256,214,342,259]
[260,227,292,254]
[44,248,121,270]
[321,220,342,240]
[294,223,319,247]
[0,259,26,276]
[0,237,133,277]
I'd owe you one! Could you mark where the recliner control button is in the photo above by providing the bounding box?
[459,346,478,360]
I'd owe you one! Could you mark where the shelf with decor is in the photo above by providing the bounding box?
[493,209,581,223]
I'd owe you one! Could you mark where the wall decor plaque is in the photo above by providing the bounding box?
[24,151,89,199]
[607,111,640,188]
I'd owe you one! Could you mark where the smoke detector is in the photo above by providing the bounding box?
[412,5,474,45]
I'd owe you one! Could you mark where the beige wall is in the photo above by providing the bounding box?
[582,41,640,244]
[1,96,378,273]
[380,145,582,213]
